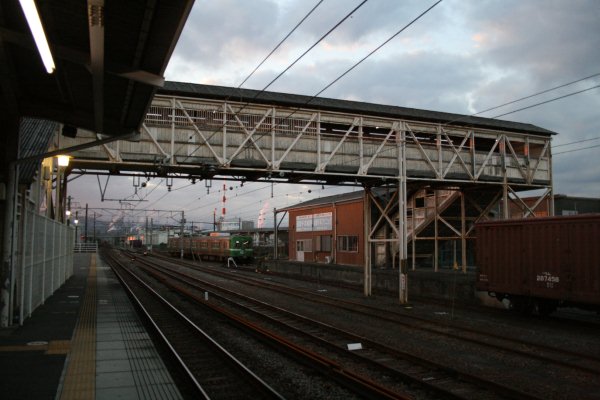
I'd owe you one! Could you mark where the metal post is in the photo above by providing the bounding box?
[1,161,17,327]
[84,203,88,243]
[398,127,408,304]
[180,211,184,259]
[434,190,439,272]
[461,190,467,272]
[55,161,61,222]
[150,218,153,251]
[363,188,371,297]
[41,217,47,303]
[66,196,71,226]
[145,216,148,247]
[28,210,35,318]
[548,145,555,217]
[273,208,278,260]
[411,195,416,271]
[74,211,79,247]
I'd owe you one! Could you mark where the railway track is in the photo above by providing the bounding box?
[103,251,285,400]
[149,251,600,377]
[130,251,561,400]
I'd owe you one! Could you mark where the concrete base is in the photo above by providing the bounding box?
[266,260,480,304]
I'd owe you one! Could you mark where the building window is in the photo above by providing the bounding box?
[337,235,358,252]
[296,239,312,252]
[316,235,332,252]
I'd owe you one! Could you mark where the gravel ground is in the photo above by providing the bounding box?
[167,258,600,400]
[126,258,362,400]
[120,253,600,400]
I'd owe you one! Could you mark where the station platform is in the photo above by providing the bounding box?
[0,253,182,400]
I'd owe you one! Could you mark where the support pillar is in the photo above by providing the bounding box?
[363,187,371,297]
[461,190,467,273]
[273,208,278,260]
[434,190,439,272]
[398,127,408,304]
[1,117,20,327]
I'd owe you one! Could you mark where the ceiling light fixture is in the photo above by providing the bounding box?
[19,0,55,74]
[56,155,70,167]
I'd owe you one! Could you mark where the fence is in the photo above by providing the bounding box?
[18,210,74,324]
[74,242,98,253]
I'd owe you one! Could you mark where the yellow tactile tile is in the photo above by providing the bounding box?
[46,340,71,355]
[59,254,97,400]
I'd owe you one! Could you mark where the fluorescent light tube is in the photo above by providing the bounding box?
[19,0,55,74]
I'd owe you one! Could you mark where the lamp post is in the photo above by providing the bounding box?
[74,211,79,246]
[56,155,70,223]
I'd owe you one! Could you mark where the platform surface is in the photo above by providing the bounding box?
[0,253,182,400]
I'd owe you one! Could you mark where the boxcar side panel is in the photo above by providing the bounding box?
[476,215,600,307]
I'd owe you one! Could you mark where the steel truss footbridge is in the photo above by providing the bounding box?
[50,82,556,302]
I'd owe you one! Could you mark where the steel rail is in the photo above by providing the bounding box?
[133,252,549,400]
[150,251,600,376]
[104,251,285,400]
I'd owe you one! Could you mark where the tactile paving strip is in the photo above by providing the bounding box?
[58,254,97,399]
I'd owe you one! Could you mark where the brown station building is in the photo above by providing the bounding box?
[283,191,365,266]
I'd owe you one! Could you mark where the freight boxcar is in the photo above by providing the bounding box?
[476,214,600,314]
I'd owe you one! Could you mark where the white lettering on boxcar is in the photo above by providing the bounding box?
[536,272,560,288]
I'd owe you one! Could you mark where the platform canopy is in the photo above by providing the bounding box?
[0,0,194,138]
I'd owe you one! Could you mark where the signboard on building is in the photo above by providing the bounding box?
[297,215,313,232]
[313,212,332,231]
[296,212,332,232]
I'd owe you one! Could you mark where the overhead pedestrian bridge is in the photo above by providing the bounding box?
[52,82,556,301]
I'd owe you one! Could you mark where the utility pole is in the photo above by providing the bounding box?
[150,218,153,252]
[180,211,185,259]
[66,196,72,226]
[145,216,148,247]
[74,211,79,245]
[93,212,96,243]
[84,203,88,243]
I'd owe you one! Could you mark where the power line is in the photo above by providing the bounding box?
[492,84,600,118]
[237,0,324,88]
[311,0,443,100]
[471,72,600,118]
[258,0,369,95]
[180,0,368,164]
[553,136,600,148]
[554,143,600,156]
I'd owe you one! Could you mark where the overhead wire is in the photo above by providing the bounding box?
[114,3,598,220]
[180,0,369,163]
[553,143,600,156]
[552,136,600,148]
[133,0,443,222]
[237,0,324,88]
[310,0,443,100]
[336,75,600,166]
[491,84,600,119]
[468,72,600,118]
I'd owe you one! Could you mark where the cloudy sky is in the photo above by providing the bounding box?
[69,0,600,229]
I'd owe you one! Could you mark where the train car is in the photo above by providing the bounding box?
[167,237,192,257]
[476,214,600,314]
[194,234,253,262]
[130,239,143,248]
[167,234,254,262]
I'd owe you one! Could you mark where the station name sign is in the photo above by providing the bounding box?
[296,212,332,232]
